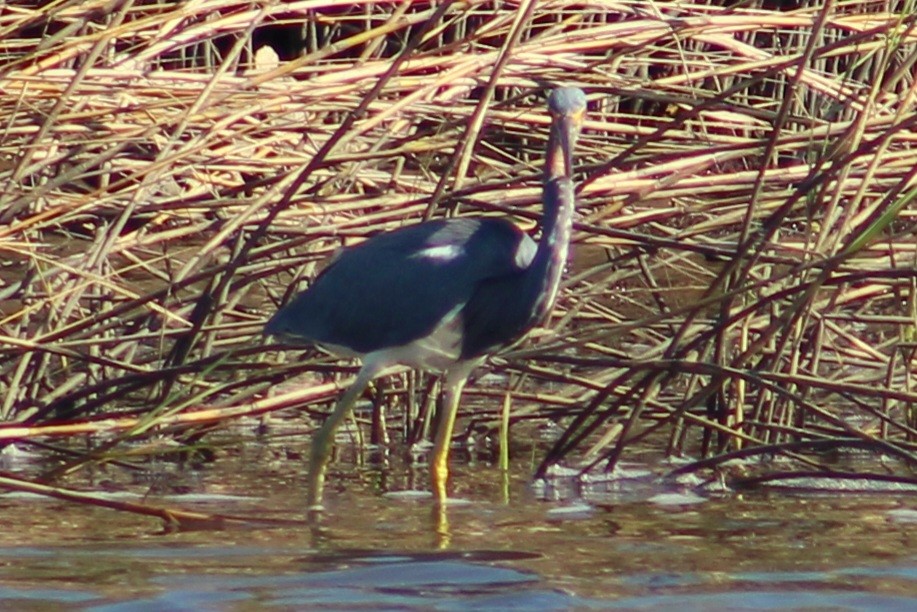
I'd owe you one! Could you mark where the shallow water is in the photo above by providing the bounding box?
[1,438,915,611]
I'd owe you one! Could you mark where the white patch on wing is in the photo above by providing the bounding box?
[515,236,537,269]
[412,244,464,262]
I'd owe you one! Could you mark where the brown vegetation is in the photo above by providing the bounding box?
[1,0,916,503]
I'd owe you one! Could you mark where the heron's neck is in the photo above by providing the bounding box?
[543,132,566,183]
[527,177,575,324]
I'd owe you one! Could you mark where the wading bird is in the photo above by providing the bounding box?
[265,87,586,509]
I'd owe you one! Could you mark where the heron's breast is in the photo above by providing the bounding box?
[366,303,466,372]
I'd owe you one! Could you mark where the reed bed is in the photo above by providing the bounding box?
[1,0,916,498]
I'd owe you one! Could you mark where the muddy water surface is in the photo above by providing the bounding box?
[1,435,915,610]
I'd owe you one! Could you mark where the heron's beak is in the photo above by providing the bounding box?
[558,110,584,178]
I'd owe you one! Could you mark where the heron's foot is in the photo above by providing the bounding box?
[306,504,325,526]
[307,440,333,510]
[432,501,451,548]
[306,470,326,511]
[430,458,449,503]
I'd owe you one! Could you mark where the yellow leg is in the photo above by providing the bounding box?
[308,363,379,511]
[499,390,511,505]
[430,366,472,503]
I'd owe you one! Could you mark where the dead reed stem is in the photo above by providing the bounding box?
[1,1,915,501]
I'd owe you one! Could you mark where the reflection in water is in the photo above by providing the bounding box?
[0,438,914,609]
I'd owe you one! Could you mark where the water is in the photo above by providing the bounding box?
[1,439,915,610]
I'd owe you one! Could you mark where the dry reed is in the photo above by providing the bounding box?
[1,0,916,501]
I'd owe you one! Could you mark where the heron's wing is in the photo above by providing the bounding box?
[459,266,547,359]
[266,218,531,353]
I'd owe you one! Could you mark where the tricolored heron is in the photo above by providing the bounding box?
[265,87,586,509]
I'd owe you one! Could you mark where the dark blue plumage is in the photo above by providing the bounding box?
[264,87,586,509]
[458,178,574,358]
[265,216,534,356]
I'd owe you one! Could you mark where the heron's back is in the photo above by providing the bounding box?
[264,216,534,359]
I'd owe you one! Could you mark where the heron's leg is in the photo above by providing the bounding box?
[430,363,475,502]
[308,362,381,510]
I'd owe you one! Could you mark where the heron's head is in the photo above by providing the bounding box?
[548,87,587,179]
